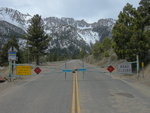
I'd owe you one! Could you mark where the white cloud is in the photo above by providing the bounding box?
[0,0,141,22]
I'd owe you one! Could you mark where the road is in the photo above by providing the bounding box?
[0,60,150,113]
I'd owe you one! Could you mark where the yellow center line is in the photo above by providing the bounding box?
[72,73,75,113]
[72,65,81,113]
[76,72,81,113]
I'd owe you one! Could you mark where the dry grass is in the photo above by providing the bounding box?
[139,64,150,86]
[0,66,8,77]
[85,54,150,87]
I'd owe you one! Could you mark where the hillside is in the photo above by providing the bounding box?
[0,7,116,59]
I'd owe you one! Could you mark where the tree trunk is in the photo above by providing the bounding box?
[36,55,39,65]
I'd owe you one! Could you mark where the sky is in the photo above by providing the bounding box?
[0,0,141,23]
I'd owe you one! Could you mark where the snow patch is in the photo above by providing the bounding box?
[77,30,99,44]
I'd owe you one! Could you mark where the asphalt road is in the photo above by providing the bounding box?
[0,60,150,113]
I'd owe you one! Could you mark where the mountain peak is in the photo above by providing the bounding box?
[0,7,32,30]
[0,7,116,46]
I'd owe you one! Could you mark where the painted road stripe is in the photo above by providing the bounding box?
[72,73,75,113]
[72,71,81,113]
[76,72,81,113]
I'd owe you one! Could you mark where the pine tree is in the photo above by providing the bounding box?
[92,37,112,58]
[80,47,87,59]
[92,41,103,59]
[0,37,20,64]
[138,0,150,28]
[26,14,49,65]
[138,0,150,62]
[112,4,134,60]
[112,3,149,61]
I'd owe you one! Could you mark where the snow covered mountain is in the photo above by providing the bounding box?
[0,7,31,30]
[44,17,115,45]
[0,7,116,57]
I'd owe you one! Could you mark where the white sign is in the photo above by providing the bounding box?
[8,51,17,61]
[8,47,17,52]
[117,63,132,74]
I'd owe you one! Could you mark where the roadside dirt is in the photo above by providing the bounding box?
[85,60,150,98]
[110,64,150,87]
[86,55,150,87]
[0,61,66,93]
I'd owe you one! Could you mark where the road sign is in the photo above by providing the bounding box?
[0,77,5,82]
[16,66,31,75]
[34,67,42,74]
[107,65,115,72]
[8,47,17,52]
[117,63,132,74]
[8,51,16,61]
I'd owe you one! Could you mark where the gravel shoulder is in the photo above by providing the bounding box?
[84,61,150,98]
[0,61,65,95]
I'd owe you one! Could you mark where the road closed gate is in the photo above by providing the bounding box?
[117,62,132,74]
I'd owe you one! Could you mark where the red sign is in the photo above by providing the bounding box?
[0,77,5,82]
[107,65,115,72]
[34,67,42,74]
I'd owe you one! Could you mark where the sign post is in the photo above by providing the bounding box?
[8,61,12,80]
[8,47,17,81]
[141,62,144,78]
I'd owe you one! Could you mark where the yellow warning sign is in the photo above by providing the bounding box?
[16,66,31,75]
